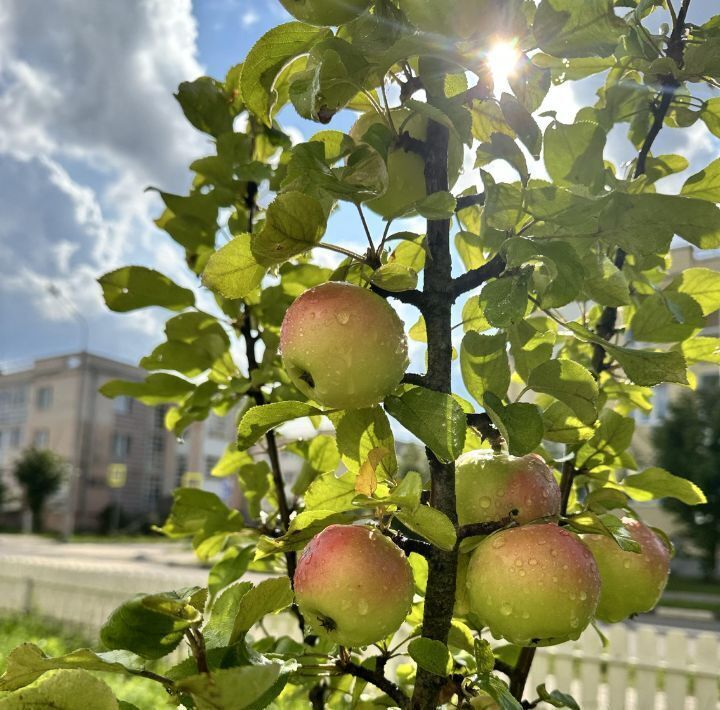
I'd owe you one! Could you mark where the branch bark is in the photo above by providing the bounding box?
[450,253,506,301]
[411,117,459,710]
[337,658,410,709]
[591,0,692,374]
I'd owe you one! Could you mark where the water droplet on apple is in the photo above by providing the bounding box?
[491,538,505,549]
[500,602,513,616]
[479,496,491,509]
[623,559,631,569]
[579,591,588,601]
[551,549,558,557]
[529,558,538,566]
[570,617,579,629]
[537,538,547,545]
[336,311,350,325]
[358,599,369,615]
[519,570,526,577]
[522,611,530,619]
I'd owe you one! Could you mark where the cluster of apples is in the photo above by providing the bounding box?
[280,284,671,649]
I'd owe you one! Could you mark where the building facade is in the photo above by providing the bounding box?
[0,353,243,532]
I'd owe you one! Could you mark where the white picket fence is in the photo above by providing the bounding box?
[529,623,720,709]
[0,557,718,708]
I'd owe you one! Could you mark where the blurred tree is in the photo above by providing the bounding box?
[652,383,720,580]
[13,448,65,533]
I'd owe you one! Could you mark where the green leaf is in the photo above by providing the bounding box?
[527,359,598,425]
[533,0,625,58]
[455,230,486,271]
[460,332,511,404]
[370,262,418,292]
[537,683,581,709]
[98,267,195,313]
[202,234,266,299]
[474,639,495,675]
[0,669,119,710]
[333,407,397,480]
[99,374,194,405]
[175,77,234,137]
[582,251,630,307]
[396,505,457,552]
[0,645,140,692]
[544,121,606,192]
[480,272,531,329]
[622,467,707,505]
[477,674,523,710]
[542,400,594,444]
[483,393,544,456]
[680,157,720,202]
[208,546,255,600]
[471,100,515,143]
[251,192,327,264]
[388,471,423,510]
[178,664,295,710]
[384,386,466,464]
[241,22,331,125]
[100,589,203,660]
[668,268,720,316]
[631,293,705,343]
[605,343,688,387]
[304,472,358,512]
[680,336,720,365]
[500,93,541,159]
[576,409,634,469]
[700,97,720,138]
[415,191,457,219]
[229,577,294,643]
[155,488,244,559]
[509,54,551,113]
[475,133,529,184]
[508,318,557,382]
[407,638,451,677]
[237,402,323,450]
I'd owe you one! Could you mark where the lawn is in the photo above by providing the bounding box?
[0,615,172,708]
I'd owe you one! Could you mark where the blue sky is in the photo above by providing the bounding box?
[0,0,717,377]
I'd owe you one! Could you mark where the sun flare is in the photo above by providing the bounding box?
[486,40,521,85]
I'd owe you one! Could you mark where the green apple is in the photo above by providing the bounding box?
[350,108,463,219]
[456,450,561,527]
[280,282,409,409]
[582,517,671,623]
[466,524,600,646]
[278,0,370,26]
[294,524,415,646]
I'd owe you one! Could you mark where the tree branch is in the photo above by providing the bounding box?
[559,459,576,516]
[370,283,425,308]
[509,647,536,702]
[466,412,505,452]
[591,0,692,375]
[457,518,516,541]
[387,529,433,557]
[186,628,209,675]
[451,253,506,300]
[455,192,486,212]
[402,372,428,387]
[337,658,410,709]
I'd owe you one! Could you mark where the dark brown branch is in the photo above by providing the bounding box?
[397,131,428,158]
[337,658,410,709]
[591,0,691,375]
[455,192,486,212]
[559,459,576,516]
[387,529,433,557]
[457,517,515,541]
[411,114,459,709]
[451,253,506,300]
[133,669,177,692]
[186,628,209,675]
[400,75,425,103]
[370,283,425,308]
[402,372,428,387]
[493,660,514,678]
[509,647,536,702]
[466,412,505,452]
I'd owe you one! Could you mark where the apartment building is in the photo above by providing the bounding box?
[0,353,245,532]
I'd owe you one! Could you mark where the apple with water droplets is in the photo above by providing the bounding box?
[278,0,371,26]
[582,517,670,623]
[350,108,463,219]
[456,450,561,527]
[466,524,600,646]
[280,282,409,409]
[294,524,415,647]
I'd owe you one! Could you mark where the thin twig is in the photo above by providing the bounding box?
[336,658,410,709]
[355,204,376,253]
[455,192,486,212]
[450,253,506,300]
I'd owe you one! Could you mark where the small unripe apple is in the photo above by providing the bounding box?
[466,524,600,646]
[456,450,561,527]
[294,524,414,646]
[350,109,463,219]
[280,282,409,409]
[278,0,370,26]
[582,517,670,623]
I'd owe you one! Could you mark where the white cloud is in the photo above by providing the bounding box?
[0,0,207,363]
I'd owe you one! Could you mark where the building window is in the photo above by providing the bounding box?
[176,454,187,487]
[33,429,49,448]
[0,431,3,449]
[113,396,133,415]
[36,386,53,410]
[154,406,166,429]
[10,428,21,448]
[700,372,720,390]
[146,476,161,507]
[205,456,219,477]
[111,433,132,459]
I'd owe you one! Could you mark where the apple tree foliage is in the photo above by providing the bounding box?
[3,0,719,708]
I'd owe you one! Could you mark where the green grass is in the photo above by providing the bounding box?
[665,575,720,596]
[0,615,172,708]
